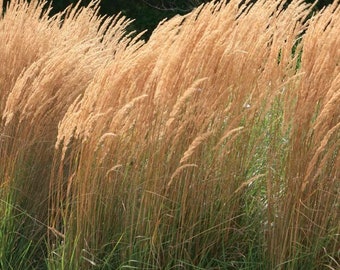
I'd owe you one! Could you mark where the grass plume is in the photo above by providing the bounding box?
[0,0,339,269]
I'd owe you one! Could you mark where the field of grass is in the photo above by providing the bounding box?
[0,0,339,269]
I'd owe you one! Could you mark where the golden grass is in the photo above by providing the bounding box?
[0,0,339,269]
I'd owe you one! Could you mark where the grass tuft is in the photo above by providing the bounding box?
[1,0,339,269]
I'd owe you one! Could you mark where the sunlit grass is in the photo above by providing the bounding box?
[0,0,339,269]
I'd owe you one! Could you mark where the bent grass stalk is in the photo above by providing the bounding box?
[0,0,339,269]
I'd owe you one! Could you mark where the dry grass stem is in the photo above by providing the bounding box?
[0,0,338,269]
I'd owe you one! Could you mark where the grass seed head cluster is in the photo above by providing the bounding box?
[0,0,339,269]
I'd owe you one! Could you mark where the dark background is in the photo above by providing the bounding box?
[2,0,335,39]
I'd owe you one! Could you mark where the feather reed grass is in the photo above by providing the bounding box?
[0,0,339,269]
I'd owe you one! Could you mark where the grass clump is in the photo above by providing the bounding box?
[0,0,339,269]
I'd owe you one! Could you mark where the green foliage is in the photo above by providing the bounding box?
[0,195,46,269]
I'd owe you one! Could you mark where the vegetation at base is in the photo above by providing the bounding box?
[0,0,339,269]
